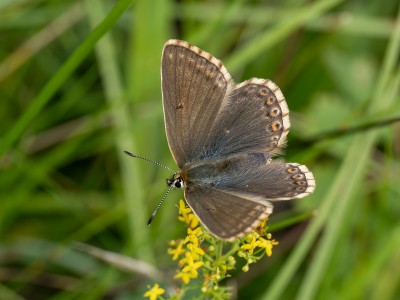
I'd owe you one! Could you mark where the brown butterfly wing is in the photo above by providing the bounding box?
[184,185,272,242]
[203,78,291,160]
[184,153,315,202]
[162,40,316,241]
[161,39,233,168]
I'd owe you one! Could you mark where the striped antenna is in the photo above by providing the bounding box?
[123,151,176,174]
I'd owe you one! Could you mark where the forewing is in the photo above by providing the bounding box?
[203,78,290,159]
[184,186,272,242]
[185,153,315,201]
[161,39,233,168]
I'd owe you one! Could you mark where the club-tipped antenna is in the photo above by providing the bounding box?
[123,151,176,174]
[147,186,174,226]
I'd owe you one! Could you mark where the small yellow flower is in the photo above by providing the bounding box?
[174,270,196,284]
[182,263,203,277]
[168,240,184,260]
[187,214,200,229]
[175,249,203,284]
[178,199,191,215]
[241,234,260,254]
[179,249,204,267]
[184,227,204,254]
[186,227,203,238]
[177,200,200,228]
[181,253,204,276]
[144,283,165,300]
[186,237,199,248]
[258,237,279,257]
[186,243,205,256]
[177,200,191,221]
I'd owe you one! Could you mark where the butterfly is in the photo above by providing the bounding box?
[139,39,315,242]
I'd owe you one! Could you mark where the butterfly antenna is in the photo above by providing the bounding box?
[123,151,176,173]
[147,186,174,226]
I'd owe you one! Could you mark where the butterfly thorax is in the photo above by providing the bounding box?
[166,159,230,190]
[179,156,246,191]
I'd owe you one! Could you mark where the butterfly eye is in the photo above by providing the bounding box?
[174,179,183,189]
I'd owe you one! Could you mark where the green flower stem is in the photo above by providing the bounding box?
[215,240,224,263]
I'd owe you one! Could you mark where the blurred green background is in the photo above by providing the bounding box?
[1,0,400,299]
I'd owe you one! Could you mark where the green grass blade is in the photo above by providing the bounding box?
[0,0,133,156]
[85,0,155,262]
[296,3,400,295]
[261,3,400,299]
[226,0,343,73]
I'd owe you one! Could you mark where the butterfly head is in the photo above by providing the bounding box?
[167,173,184,189]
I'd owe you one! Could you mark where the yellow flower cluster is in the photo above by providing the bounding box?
[169,200,205,284]
[240,233,279,257]
[238,220,279,272]
[174,227,205,284]
[165,199,279,298]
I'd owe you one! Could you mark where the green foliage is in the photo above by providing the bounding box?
[1,0,399,299]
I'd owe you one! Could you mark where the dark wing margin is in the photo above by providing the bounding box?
[184,186,272,242]
[203,78,290,159]
[161,39,233,168]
